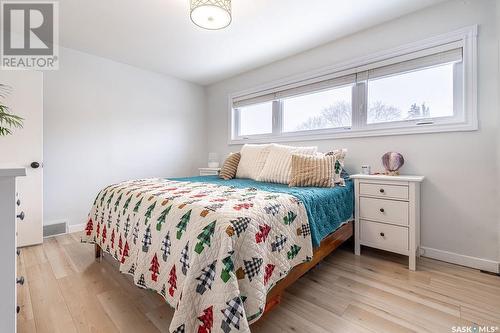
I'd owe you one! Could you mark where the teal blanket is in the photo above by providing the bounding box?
[172,176,354,247]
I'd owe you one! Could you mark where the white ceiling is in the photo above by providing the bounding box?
[59,0,445,85]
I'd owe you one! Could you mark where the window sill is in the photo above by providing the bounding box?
[228,121,478,145]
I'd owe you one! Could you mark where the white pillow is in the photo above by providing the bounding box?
[235,144,272,180]
[258,144,317,184]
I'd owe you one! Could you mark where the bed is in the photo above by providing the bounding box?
[83,176,354,333]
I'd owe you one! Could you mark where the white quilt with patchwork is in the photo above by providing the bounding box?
[82,178,313,333]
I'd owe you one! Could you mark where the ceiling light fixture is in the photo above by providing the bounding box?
[190,0,232,30]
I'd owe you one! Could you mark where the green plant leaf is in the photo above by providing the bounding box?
[0,127,12,136]
[0,84,24,136]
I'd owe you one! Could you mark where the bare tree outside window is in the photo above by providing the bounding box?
[367,101,401,123]
[368,102,431,123]
[407,103,430,119]
[296,100,433,130]
[295,101,351,131]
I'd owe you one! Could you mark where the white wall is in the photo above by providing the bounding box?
[206,0,500,264]
[497,0,500,262]
[44,47,206,227]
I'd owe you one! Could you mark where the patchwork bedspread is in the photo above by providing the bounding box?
[82,178,313,333]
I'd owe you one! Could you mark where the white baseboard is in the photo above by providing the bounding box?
[44,219,67,227]
[68,223,85,233]
[420,247,499,274]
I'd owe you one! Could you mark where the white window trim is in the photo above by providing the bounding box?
[228,25,478,145]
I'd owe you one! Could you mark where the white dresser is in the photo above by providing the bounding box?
[351,174,424,270]
[0,167,26,332]
[199,167,221,176]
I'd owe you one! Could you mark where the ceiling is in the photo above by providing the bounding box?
[59,0,445,85]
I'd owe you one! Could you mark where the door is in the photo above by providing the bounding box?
[0,70,43,247]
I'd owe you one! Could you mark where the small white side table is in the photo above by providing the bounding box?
[350,174,424,270]
[199,167,221,176]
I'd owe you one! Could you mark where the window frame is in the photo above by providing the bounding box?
[228,26,478,145]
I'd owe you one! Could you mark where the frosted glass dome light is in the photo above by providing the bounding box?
[190,0,232,30]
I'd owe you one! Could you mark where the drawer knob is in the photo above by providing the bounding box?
[379,208,385,213]
[16,249,21,256]
[16,276,24,285]
[16,211,25,221]
[379,188,385,193]
[380,232,385,237]
[16,199,21,206]
[17,305,20,314]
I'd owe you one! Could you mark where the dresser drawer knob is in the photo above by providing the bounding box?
[380,232,385,237]
[379,188,385,193]
[16,306,20,314]
[16,249,21,256]
[379,208,385,213]
[16,276,24,285]
[16,199,21,206]
[16,211,25,220]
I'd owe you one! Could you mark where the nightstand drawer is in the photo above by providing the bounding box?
[200,171,219,176]
[360,220,408,252]
[199,168,220,176]
[359,182,408,200]
[359,197,409,226]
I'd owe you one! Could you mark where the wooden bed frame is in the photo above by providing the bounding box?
[94,220,353,316]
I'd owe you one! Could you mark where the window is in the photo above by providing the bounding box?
[229,26,477,143]
[238,102,273,136]
[283,85,353,132]
[367,63,455,124]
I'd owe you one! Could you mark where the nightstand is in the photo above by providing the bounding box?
[199,167,221,176]
[350,174,424,270]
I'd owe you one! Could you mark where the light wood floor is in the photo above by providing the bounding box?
[17,232,500,333]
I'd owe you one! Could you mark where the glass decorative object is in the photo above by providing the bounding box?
[208,152,219,168]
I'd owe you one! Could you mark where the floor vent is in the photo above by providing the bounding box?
[43,222,67,237]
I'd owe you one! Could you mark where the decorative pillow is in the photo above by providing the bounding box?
[258,144,317,184]
[219,152,241,180]
[289,154,334,187]
[235,144,271,180]
[325,149,347,186]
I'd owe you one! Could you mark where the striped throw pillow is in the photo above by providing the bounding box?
[257,144,317,184]
[289,154,334,187]
[219,152,241,180]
